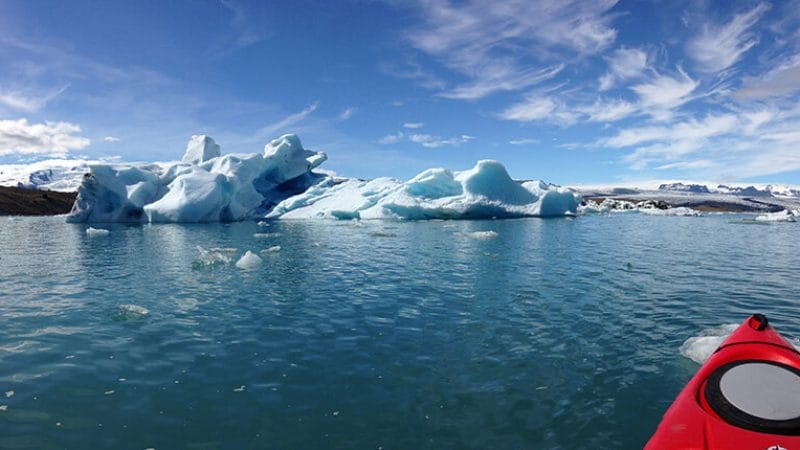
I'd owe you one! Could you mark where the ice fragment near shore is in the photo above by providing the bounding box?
[680,324,738,364]
[115,304,150,321]
[86,227,110,236]
[755,209,797,222]
[236,251,262,269]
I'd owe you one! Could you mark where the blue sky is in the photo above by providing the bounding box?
[0,0,799,185]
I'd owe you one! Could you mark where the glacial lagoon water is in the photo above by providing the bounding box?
[1,214,798,449]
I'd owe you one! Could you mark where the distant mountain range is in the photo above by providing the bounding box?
[657,182,800,198]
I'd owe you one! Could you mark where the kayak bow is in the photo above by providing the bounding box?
[647,314,800,449]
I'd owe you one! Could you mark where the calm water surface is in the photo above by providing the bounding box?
[0,214,798,449]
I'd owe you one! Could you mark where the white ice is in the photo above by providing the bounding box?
[679,323,738,364]
[86,227,110,236]
[235,251,262,269]
[755,209,797,222]
[269,160,580,220]
[67,135,580,223]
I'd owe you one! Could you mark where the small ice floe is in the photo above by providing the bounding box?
[4,391,13,398]
[639,207,700,217]
[257,221,270,227]
[755,209,797,222]
[0,405,7,411]
[233,385,246,392]
[680,323,738,364]
[86,227,110,236]
[332,411,340,416]
[261,245,281,254]
[104,390,115,395]
[235,251,262,269]
[115,304,150,321]
[192,246,233,269]
[468,230,498,239]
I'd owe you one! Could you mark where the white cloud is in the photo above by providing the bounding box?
[736,56,800,100]
[409,133,474,148]
[255,102,319,140]
[403,122,424,129]
[0,85,69,113]
[407,0,618,99]
[579,99,637,122]
[379,130,474,148]
[440,64,564,100]
[220,0,268,48]
[655,160,714,170]
[687,3,770,73]
[509,138,539,145]
[630,67,698,119]
[339,107,356,120]
[498,95,577,124]
[378,132,405,145]
[599,47,648,91]
[103,136,121,143]
[605,114,738,148]
[0,118,90,157]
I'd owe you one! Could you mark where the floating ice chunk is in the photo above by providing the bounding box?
[257,221,270,227]
[639,207,700,216]
[4,391,13,398]
[680,323,738,364]
[755,210,797,222]
[104,390,115,395]
[0,405,7,411]
[468,231,498,239]
[235,251,262,269]
[86,227,110,236]
[192,246,233,269]
[233,385,246,392]
[182,135,221,165]
[261,245,281,254]
[254,232,279,238]
[116,304,150,321]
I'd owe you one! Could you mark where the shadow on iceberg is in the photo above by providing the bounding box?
[67,135,580,223]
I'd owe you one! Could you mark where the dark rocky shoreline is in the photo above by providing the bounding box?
[0,186,76,215]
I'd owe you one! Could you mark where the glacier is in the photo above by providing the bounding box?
[67,134,580,223]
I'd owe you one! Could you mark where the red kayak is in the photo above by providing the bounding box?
[647,314,800,449]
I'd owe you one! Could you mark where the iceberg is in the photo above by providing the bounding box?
[268,160,579,220]
[68,134,326,223]
[67,135,580,223]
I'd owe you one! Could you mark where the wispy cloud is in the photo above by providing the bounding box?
[498,95,577,124]
[509,138,539,145]
[338,107,356,121]
[655,160,714,170]
[103,136,121,143]
[403,122,424,129]
[0,85,69,113]
[0,118,90,157]
[735,56,800,100]
[220,0,268,48]
[687,3,770,73]
[406,0,618,99]
[255,102,319,140]
[630,67,698,120]
[378,130,475,148]
[599,47,648,91]
[578,98,637,122]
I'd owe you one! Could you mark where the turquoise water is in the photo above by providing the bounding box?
[1,214,798,449]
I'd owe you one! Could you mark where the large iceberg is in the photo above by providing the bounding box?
[68,134,326,223]
[269,160,579,220]
[67,134,580,223]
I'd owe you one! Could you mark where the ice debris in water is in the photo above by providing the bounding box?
[235,251,262,269]
[233,385,246,392]
[257,221,269,227]
[115,304,150,321]
[0,405,7,411]
[755,209,797,222]
[4,391,13,398]
[680,323,739,364]
[86,227,110,236]
[192,246,233,269]
[261,245,281,254]
[468,230,498,239]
